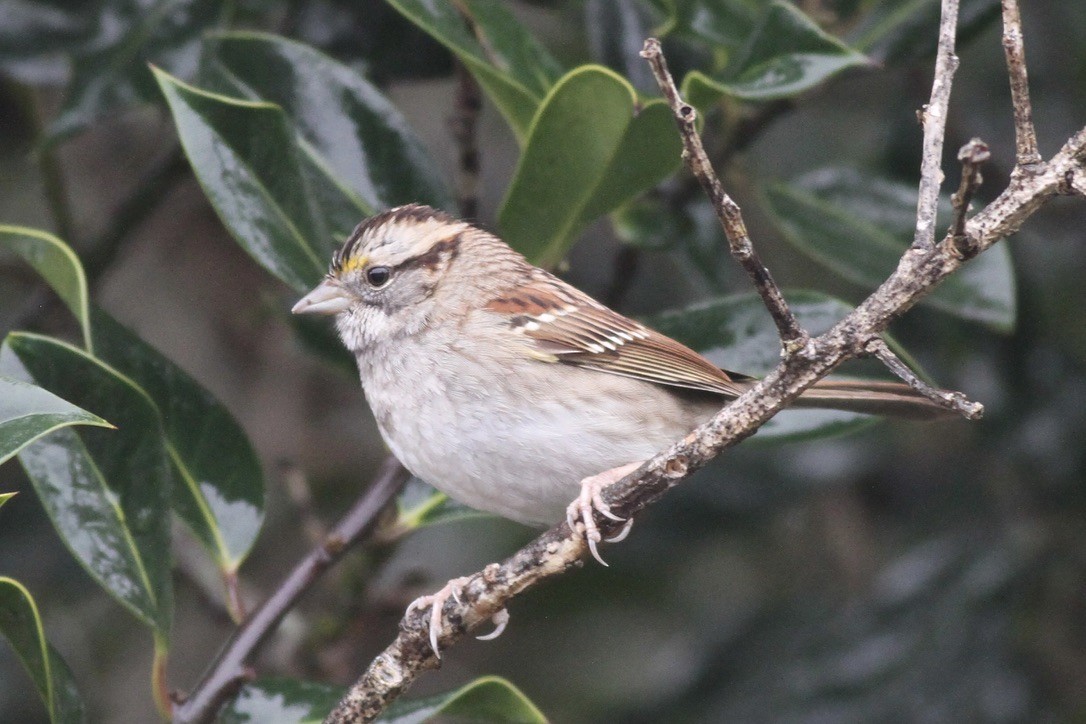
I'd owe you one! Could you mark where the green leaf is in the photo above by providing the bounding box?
[221,675,546,723]
[851,0,1000,65]
[498,65,683,267]
[379,675,547,723]
[394,478,489,534]
[659,0,762,53]
[48,0,227,140]
[204,31,454,238]
[0,577,85,723]
[0,333,173,638]
[762,168,1016,331]
[683,0,869,102]
[219,678,344,723]
[385,0,563,139]
[0,225,92,351]
[0,375,112,467]
[154,67,326,292]
[91,310,264,574]
[649,291,920,441]
[0,492,14,509]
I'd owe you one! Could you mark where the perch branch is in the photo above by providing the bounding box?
[1000,0,1041,167]
[325,13,1086,719]
[912,0,961,250]
[640,38,806,351]
[173,456,409,724]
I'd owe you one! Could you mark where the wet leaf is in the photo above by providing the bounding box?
[205,31,453,238]
[763,168,1016,331]
[683,0,869,102]
[499,65,682,267]
[0,225,92,351]
[91,310,264,574]
[154,67,326,292]
[0,334,173,637]
[0,374,111,467]
[0,577,85,723]
[385,0,563,139]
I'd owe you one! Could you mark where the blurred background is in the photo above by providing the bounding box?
[1,0,1085,721]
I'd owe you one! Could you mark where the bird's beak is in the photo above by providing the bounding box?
[292,277,352,315]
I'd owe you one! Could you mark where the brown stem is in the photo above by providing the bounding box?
[912,0,961,250]
[173,457,409,724]
[639,38,806,352]
[949,138,992,258]
[1000,0,1042,167]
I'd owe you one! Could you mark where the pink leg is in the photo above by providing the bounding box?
[406,576,510,656]
[565,461,642,566]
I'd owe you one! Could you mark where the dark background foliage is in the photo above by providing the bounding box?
[1,0,1084,721]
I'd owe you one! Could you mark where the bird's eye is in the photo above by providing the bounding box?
[366,266,391,288]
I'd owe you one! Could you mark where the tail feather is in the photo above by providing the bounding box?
[787,378,956,420]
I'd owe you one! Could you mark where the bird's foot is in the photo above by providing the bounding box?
[407,576,510,657]
[566,461,641,566]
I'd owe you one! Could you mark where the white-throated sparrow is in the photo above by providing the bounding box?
[293,204,949,649]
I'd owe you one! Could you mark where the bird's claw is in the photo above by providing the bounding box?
[407,577,511,656]
[565,462,641,566]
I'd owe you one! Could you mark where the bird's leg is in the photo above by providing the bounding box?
[406,576,510,657]
[566,461,642,566]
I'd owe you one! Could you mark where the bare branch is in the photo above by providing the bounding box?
[865,337,983,420]
[912,0,961,250]
[174,457,409,724]
[949,138,992,258]
[449,62,482,220]
[639,38,806,351]
[1001,0,1042,167]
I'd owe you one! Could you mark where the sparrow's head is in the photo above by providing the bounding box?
[292,204,524,350]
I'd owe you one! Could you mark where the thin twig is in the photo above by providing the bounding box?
[865,337,983,419]
[912,0,961,250]
[949,138,991,258]
[1000,0,1041,167]
[173,457,409,724]
[449,62,482,221]
[639,38,806,351]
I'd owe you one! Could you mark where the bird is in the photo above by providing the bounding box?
[292,203,951,652]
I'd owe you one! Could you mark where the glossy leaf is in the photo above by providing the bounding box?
[379,675,547,723]
[683,0,869,102]
[649,291,922,441]
[0,492,14,509]
[220,675,546,723]
[205,31,453,239]
[0,334,173,637]
[91,310,264,574]
[219,678,344,724]
[658,0,762,53]
[154,67,326,292]
[0,374,111,467]
[499,66,682,267]
[851,0,1000,64]
[394,477,489,534]
[0,577,85,723]
[47,0,226,140]
[385,0,563,139]
[0,225,92,351]
[763,168,1016,330]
